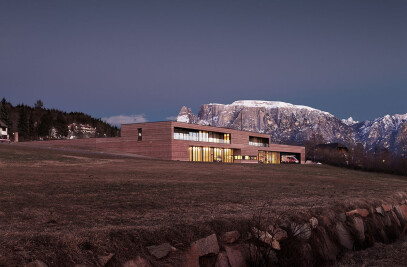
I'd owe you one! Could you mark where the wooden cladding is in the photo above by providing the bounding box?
[24,121,305,164]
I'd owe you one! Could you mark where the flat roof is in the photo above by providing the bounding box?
[121,120,271,137]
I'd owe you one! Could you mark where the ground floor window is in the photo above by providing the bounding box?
[243,156,257,160]
[258,151,281,164]
[189,146,234,163]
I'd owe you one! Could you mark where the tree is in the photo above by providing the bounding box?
[304,133,325,161]
[38,111,53,139]
[28,112,37,140]
[0,98,12,130]
[34,99,44,109]
[55,113,68,138]
[17,106,29,141]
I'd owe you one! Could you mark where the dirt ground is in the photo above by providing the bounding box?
[1,144,407,266]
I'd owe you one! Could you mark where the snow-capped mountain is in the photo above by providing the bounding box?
[353,114,407,154]
[177,100,407,155]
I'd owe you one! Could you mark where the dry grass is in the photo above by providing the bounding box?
[1,144,407,266]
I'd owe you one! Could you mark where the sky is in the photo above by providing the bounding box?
[1,0,406,125]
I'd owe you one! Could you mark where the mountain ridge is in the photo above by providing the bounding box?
[177,100,407,155]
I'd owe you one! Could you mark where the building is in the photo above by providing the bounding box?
[120,121,305,164]
[0,120,9,142]
[24,121,306,164]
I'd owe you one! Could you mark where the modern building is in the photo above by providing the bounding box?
[24,121,305,164]
[120,121,305,164]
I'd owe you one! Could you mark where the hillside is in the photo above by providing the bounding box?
[0,98,119,141]
[1,144,407,266]
[177,100,407,156]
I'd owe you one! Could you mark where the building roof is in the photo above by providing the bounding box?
[121,120,271,137]
[0,120,7,128]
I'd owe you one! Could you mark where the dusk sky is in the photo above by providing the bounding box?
[1,0,406,125]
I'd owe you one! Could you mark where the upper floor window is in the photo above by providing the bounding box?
[173,127,231,144]
[249,136,269,147]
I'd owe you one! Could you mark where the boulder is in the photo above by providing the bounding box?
[225,245,246,267]
[268,225,287,241]
[335,223,354,249]
[313,227,339,261]
[400,205,407,220]
[375,206,385,216]
[350,216,365,241]
[192,234,220,257]
[271,239,280,251]
[382,204,392,212]
[346,209,369,217]
[393,205,406,223]
[146,243,176,259]
[251,227,272,245]
[179,244,199,267]
[273,228,288,241]
[26,260,48,267]
[320,216,332,226]
[215,251,230,267]
[390,210,401,227]
[123,256,152,267]
[309,217,318,229]
[338,213,347,222]
[383,213,392,226]
[97,253,114,266]
[221,231,240,244]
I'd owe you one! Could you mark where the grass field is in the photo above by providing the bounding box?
[1,144,407,266]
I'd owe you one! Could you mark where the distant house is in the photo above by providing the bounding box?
[0,120,9,142]
[315,143,349,153]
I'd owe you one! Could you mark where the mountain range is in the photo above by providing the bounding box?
[177,100,407,155]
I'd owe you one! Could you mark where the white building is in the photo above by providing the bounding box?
[0,120,9,140]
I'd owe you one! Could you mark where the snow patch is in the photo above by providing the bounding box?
[342,117,359,126]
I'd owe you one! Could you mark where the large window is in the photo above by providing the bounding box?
[189,146,234,163]
[258,151,280,164]
[249,136,269,147]
[174,127,231,144]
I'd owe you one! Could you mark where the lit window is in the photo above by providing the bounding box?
[138,128,142,141]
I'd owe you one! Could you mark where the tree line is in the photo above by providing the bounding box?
[304,133,407,176]
[0,98,119,141]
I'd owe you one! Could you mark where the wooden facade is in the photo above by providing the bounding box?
[26,121,305,164]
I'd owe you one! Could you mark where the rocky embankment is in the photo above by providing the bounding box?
[26,195,407,267]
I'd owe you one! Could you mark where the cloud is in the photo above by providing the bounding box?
[102,114,147,126]
[166,115,178,121]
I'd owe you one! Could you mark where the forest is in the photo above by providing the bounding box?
[0,98,119,141]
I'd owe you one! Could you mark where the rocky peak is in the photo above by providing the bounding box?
[342,117,359,126]
[177,106,197,123]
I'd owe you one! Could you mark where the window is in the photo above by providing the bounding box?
[189,146,233,163]
[249,136,269,147]
[138,128,142,141]
[174,127,231,144]
[258,151,280,164]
